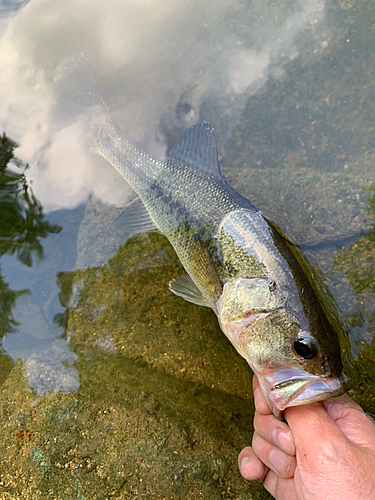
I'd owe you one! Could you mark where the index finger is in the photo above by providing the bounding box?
[253,375,272,415]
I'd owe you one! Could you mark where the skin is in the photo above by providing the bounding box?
[238,376,375,500]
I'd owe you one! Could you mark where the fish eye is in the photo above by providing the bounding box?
[293,335,319,360]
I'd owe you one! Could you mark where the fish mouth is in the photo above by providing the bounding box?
[258,368,348,413]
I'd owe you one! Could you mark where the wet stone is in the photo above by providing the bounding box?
[0,226,265,499]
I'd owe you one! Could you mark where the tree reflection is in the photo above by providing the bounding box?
[0,133,62,339]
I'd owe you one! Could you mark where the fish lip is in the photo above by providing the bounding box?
[259,368,348,412]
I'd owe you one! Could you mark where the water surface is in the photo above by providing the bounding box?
[0,0,374,498]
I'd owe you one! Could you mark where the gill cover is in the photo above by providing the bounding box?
[217,277,285,358]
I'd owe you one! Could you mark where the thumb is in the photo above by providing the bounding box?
[284,397,375,500]
[284,400,349,468]
[323,394,375,448]
[286,395,375,453]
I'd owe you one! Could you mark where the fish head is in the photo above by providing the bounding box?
[216,277,346,418]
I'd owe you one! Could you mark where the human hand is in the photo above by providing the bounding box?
[239,376,375,500]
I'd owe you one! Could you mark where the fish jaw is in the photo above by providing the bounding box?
[257,367,348,416]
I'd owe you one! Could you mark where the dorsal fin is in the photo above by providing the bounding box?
[167,122,222,179]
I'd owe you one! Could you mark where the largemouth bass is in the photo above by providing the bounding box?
[56,54,346,418]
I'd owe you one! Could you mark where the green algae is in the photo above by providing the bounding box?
[0,230,266,499]
[0,347,261,500]
[1,1,375,499]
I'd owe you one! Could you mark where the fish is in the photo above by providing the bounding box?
[55,54,347,418]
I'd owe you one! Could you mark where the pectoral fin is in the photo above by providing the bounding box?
[169,274,210,308]
[169,234,222,311]
[111,197,159,235]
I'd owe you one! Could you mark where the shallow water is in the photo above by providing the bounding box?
[0,0,375,498]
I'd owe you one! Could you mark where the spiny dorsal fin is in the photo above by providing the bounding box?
[111,196,159,235]
[169,274,210,308]
[167,122,222,179]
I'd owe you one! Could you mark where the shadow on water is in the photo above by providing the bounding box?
[333,184,375,412]
[0,134,61,383]
[218,0,375,416]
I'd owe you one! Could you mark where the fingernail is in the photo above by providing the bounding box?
[272,429,295,455]
[240,456,251,474]
[269,449,290,476]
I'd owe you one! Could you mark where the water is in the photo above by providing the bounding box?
[0,0,374,498]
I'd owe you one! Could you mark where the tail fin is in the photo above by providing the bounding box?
[52,53,110,154]
[52,54,158,188]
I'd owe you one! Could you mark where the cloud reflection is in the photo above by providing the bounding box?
[0,0,329,212]
[24,339,79,395]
